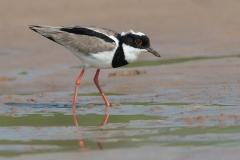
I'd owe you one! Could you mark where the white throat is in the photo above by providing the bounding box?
[122,44,145,63]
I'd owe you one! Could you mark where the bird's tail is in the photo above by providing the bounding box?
[29,25,63,45]
[29,25,61,35]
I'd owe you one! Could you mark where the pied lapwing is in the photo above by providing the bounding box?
[29,25,160,109]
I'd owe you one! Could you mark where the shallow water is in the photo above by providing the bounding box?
[69,55,240,69]
[1,101,240,157]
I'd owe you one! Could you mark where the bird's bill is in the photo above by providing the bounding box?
[146,47,160,57]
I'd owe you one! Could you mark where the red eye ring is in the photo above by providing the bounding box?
[135,39,142,45]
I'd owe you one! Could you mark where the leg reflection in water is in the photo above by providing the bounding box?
[72,109,109,150]
[72,109,86,149]
[97,114,109,150]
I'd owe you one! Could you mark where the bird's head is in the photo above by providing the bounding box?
[119,30,160,62]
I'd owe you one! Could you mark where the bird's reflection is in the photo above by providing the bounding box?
[72,110,86,148]
[72,108,109,150]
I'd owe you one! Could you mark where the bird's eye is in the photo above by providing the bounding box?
[135,39,142,45]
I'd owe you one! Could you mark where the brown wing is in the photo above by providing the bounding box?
[29,25,117,54]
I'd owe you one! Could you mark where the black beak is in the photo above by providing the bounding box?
[146,47,160,57]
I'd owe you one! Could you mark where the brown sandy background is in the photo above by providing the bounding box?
[1,0,240,96]
[0,1,240,159]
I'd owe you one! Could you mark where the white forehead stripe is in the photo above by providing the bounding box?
[121,30,145,36]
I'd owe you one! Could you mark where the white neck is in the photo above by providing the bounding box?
[122,44,145,63]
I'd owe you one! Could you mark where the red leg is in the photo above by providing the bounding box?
[72,69,86,149]
[94,69,110,108]
[72,110,79,126]
[72,69,85,110]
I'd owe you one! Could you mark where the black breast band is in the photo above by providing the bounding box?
[111,35,129,68]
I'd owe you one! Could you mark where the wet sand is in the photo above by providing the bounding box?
[5,147,240,160]
[0,0,240,159]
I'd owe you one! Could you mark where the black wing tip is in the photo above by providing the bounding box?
[29,25,48,32]
[29,25,40,29]
[29,25,41,32]
[28,25,62,46]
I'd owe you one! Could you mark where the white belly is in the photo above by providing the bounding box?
[72,50,115,69]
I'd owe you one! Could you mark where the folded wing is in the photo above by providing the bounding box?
[29,25,117,55]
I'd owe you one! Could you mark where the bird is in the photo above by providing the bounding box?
[29,25,160,109]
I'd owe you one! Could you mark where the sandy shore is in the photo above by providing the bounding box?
[0,0,240,159]
[1,0,240,95]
